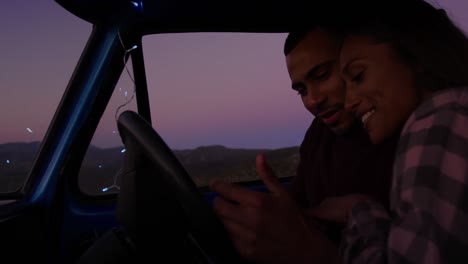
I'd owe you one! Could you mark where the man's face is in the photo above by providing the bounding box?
[286,30,355,135]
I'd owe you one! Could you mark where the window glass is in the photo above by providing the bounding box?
[143,33,309,187]
[78,60,137,196]
[0,1,91,194]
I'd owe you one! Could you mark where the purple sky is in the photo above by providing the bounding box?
[1,0,467,150]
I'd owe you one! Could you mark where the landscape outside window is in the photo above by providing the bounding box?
[143,33,307,187]
[78,60,138,195]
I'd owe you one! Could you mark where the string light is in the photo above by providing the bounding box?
[103,30,139,193]
[101,168,122,193]
[114,30,137,123]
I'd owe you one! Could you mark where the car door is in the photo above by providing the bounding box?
[0,0,141,262]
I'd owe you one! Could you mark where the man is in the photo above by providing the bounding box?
[209,23,399,263]
[284,27,399,231]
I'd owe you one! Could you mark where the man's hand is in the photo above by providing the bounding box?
[209,153,337,264]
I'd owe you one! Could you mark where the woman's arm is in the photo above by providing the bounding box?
[342,105,468,263]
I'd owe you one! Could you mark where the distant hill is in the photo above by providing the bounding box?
[0,142,299,194]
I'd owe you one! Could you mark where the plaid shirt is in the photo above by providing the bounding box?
[340,87,468,264]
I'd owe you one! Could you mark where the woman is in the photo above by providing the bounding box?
[311,0,468,263]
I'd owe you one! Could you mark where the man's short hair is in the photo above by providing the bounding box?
[283,3,346,56]
[283,29,313,56]
[283,23,344,56]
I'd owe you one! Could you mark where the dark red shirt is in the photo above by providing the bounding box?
[289,119,399,243]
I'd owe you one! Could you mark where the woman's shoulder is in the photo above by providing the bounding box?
[402,87,468,135]
[395,87,468,166]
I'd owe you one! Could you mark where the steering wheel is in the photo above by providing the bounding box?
[116,110,244,263]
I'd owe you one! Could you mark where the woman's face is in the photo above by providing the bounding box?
[340,35,424,144]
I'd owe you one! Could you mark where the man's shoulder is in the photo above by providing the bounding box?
[300,119,331,152]
[402,87,468,136]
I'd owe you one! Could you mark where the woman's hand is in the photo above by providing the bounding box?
[307,194,373,224]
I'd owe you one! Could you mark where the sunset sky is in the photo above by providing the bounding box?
[1,0,467,150]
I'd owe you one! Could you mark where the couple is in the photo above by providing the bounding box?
[210,0,468,263]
